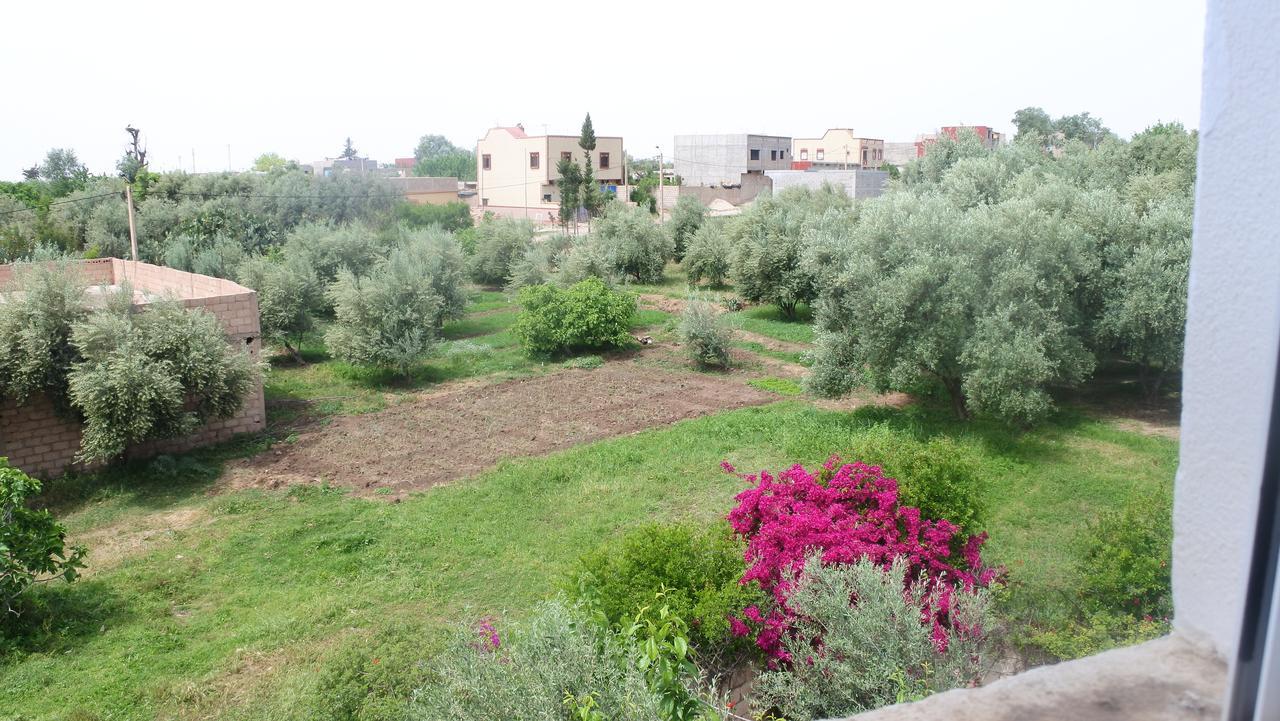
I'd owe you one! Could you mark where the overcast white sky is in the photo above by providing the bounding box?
[3,0,1205,179]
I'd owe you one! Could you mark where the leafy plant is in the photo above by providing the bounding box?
[237,253,324,361]
[0,458,87,625]
[513,278,636,356]
[747,377,803,396]
[394,202,474,233]
[619,598,710,721]
[725,457,997,662]
[593,203,673,284]
[570,522,764,662]
[752,557,993,719]
[678,295,733,369]
[68,298,259,462]
[409,600,662,721]
[0,261,90,414]
[850,426,986,536]
[683,220,732,287]
[469,218,535,285]
[669,197,707,261]
[1077,487,1172,621]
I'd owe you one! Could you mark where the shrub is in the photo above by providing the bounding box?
[1,458,86,625]
[725,457,997,662]
[394,201,473,233]
[1027,611,1168,661]
[683,220,732,287]
[1077,488,1172,620]
[593,203,673,283]
[512,278,636,356]
[669,196,707,261]
[325,240,446,375]
[570,522,764,662]
[469,218,535,285]
[678,295,733,368]
[237,253,324,361]
[753,557,992,720]
[729,186,847,318]
[409,600,662,721]
[68,297,260,462]
[282,220,388,283]
[400,225,468,327]
[849,426,986,535]
[0,261,90,413]
[557,236,617,287]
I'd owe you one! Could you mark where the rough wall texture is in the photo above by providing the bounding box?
[0,260,265,479]
[1173,0,1280,660]
[766,169,889,199]
[836,634,1224,721]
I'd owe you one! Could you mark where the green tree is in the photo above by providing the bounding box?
[729,185,849,318]
[592,203,672,283]
[237,254,324,362]
[1011,106,1053,140]
[1054,112,1112,148]
[807,192,1096,424]
[413,134,477,181]
[340,137,358,159]
[556,156,582,228]
[683,219,732,286]
[38,149,89,197]
[668,196,706,260]
[578,114,603,218]
[468,217,535,285]
[1,458,86,623]
[252,153,289,173]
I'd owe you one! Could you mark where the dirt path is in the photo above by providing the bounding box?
[222,363,775,498]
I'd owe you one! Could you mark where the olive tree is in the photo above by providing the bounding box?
[592,203,672,283]
[683,219,732,286]
[729,185,848,318]
[808,192,1096,424]
[469,218,535,285]
[325,237,449,375]
[668,195,707,260]
[237,254,324,362]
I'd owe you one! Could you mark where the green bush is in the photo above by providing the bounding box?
[512,278,636,356]
[237,253,324,360]
[325,239,447,375]
[394,201,473,233]
[593,203,673,283]
[570,522,763,662]
[678,295,733,368]
[0,261,90,413]
[669,197,707,261]
[850,426,986,535]
[683,220,731,287]
[469,218,535,285]
[1077,488,1172,620]
[282,221,388,283]
[409,600,662,721]
[68,297,260,462]
[1027,611,1167,661]
[1,458,86,626]
[753,557,992,720]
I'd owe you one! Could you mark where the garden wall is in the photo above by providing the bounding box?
[0,259,266,479]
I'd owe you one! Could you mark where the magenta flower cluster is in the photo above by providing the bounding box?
[724,457,998,663]
[473,618,501,652]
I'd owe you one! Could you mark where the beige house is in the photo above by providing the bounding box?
[792,129,884,169]
[386,176,461,205]
[476,125,625,221]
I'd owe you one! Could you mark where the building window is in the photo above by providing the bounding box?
[770,150,777,161]
[862,149,868,165]
[530,152,540,169]
[561,151,572,162]
[482,154,491,170]
[481,197,489,206]
[816,148,824,161]
[800,149,808,160]
[750,149,760,160]
[543,193,553,202]
[600,152,610,169]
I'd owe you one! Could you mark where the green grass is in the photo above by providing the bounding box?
[3,403,1177,720]
[748,377,805,396]
[734,304,816,345]
[733,340,810,367]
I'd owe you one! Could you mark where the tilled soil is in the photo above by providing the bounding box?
[223,363,775,497]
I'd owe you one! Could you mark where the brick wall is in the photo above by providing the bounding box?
[0,260,266,479]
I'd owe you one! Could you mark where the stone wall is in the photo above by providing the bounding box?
[0,260,265,479]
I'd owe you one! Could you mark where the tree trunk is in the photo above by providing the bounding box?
[942,377,970,420]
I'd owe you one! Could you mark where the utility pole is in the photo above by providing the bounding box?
[656,146,664,223]
[125,185,139,262]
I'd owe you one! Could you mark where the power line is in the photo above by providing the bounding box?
[0,191,119,218]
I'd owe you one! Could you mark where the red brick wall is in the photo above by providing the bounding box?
[0,261,266,479]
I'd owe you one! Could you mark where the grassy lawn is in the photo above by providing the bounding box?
[3,402,1176,720]
[733,304,816,345]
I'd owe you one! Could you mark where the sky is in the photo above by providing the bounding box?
[2,0,1206,180]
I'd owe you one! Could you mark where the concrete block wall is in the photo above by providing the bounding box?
[0,260,265,479]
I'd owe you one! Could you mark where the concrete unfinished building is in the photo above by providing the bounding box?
[0,258,265,478]
[673,134,792,188]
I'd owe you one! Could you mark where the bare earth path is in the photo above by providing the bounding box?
[222,362,774,498]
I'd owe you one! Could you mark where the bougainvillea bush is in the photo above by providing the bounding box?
[724,457,998,664]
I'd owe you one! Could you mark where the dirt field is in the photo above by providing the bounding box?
[223,362,775,497]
